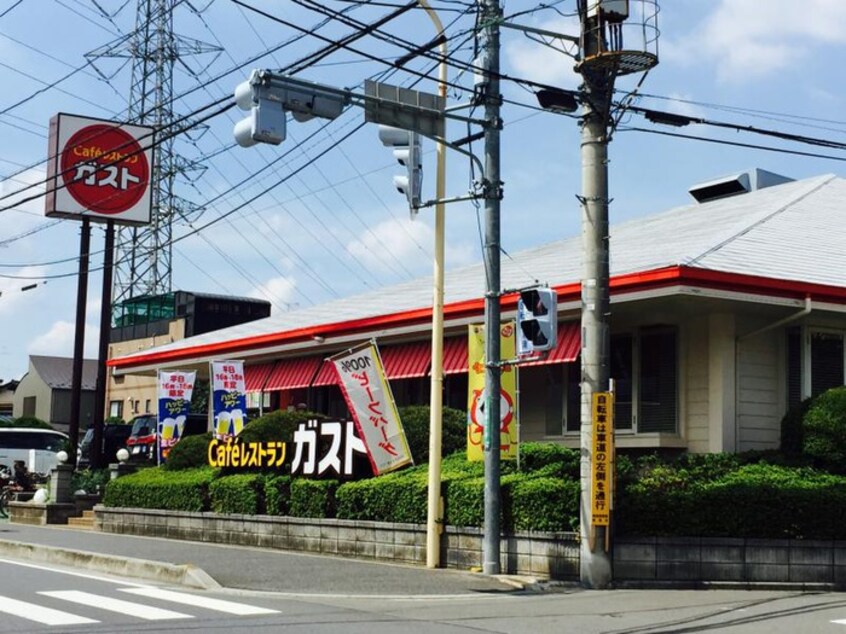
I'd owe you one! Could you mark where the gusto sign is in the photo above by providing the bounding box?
[45,113,154,225]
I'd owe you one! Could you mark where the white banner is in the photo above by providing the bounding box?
[156,370,196,464]
[331,343,412,475]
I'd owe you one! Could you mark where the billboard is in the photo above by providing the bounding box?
[45,113,154,225]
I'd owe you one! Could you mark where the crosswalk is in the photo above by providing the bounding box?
[0,586,279,627]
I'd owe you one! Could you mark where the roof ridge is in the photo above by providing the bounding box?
[684,174,836,267]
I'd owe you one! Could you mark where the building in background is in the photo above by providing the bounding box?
[106,291,271,420]
[110,172,846,454]
[0,380,18,418]
[13,356,97,434]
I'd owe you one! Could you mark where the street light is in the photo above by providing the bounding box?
[416,0,448,570]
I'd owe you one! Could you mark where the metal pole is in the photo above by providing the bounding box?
[579,30,614,589]
[419,0,448,570]
[481,0,503,576]
[68,217,92,468]
[91,220,115,468]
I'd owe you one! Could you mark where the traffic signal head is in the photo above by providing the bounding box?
[233,72,286,147]
[378,125,423,216]
[517,288,558,356]
[233,70,349,148]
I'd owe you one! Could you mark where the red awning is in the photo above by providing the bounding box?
[244,362,275,392]
[522,321,581,366]
[441,336,468,375]
[264,356,321,391]
[379,341,431,379]
[311,360,338,387]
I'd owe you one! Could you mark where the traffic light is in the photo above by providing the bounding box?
[233,72,286,147]
[378,125,423,215]
[233,70,349,148]
[517,288,558,356]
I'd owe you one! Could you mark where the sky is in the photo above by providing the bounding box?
[0,0,845,383]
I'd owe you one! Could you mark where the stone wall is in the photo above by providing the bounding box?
[615,537,846,587]
[95,506,580,580]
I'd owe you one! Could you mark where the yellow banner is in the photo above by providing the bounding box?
[467,322,519,461]
[591,392,614,526]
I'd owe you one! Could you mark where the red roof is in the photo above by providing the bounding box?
[244,362,275,392]
[264,357,321,391]
[379,341,431,379]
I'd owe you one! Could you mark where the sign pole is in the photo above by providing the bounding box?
[91,220,115,468]
[68,217,91,468]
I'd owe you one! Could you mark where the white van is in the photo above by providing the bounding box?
[0,428,69,474]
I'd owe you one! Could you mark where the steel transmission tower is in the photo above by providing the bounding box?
[87,0,220,302]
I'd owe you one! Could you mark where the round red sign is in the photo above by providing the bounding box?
[60,124,149,215]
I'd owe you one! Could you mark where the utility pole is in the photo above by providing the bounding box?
[480,0,503,576]
[575,0,658,589]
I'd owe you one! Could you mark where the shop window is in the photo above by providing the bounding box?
[610,327,678,434]
[109,400,123,419]
[790,330,846,401]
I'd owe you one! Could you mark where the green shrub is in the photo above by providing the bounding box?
[104,416,125,425]
[510,477,579,532]
[5,416,52,429]
[781,397,815,457]
[71,468,111,495]
[518,443,580,478]
[444,476,485,528]
[337,470,428,524]
[264,475,292,515]
[103,466,216,511]
[163,433,212,471]
[618,462,846,539]
[290,479,338,518]
[802,387,846,472]
[397,405,466,465]
[210,473,265,515]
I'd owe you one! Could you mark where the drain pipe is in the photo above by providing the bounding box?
[738,296,812,341]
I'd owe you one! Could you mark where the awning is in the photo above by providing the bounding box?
[379,341,431,379]
[311,360,338,387]
[264,356,321,391]
[244,362,275,392]
[522,321,581,366]
[441,336,468,375]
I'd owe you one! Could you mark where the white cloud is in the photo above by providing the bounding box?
[0,267,48,316]
[29,320,99,360]
[668,0,846,82]
[503,16,581,89]
[249,276,297,308]
[347,217,476,274]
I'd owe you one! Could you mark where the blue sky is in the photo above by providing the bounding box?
[1,0,845,383]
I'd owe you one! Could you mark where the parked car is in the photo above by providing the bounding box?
[125,413,208,463]
[77,422,133,468]
[0,427,69,474]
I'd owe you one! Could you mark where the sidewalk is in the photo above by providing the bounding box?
[0,522,524,595]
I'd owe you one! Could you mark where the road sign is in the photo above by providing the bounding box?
[364,80,445,139]
[46,113,154,225]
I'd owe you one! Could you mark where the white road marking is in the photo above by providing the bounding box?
[120,587,279,615]
[0,595,98,626]
[40,591,193,621]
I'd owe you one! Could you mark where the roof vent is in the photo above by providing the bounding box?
[688,169,794,203]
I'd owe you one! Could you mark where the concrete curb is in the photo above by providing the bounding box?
[0,539,221,590]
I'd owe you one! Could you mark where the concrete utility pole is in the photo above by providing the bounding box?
[576,0,658,589]
[481,0,503,576]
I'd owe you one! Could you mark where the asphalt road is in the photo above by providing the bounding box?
[1,557,846,634]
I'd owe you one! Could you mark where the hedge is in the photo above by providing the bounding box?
[103,467,216,512]
[264,475,292,516]
[164,433,213,471]
[290,479,338,518]
[209,473,265,515]
[803,387,846,472]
